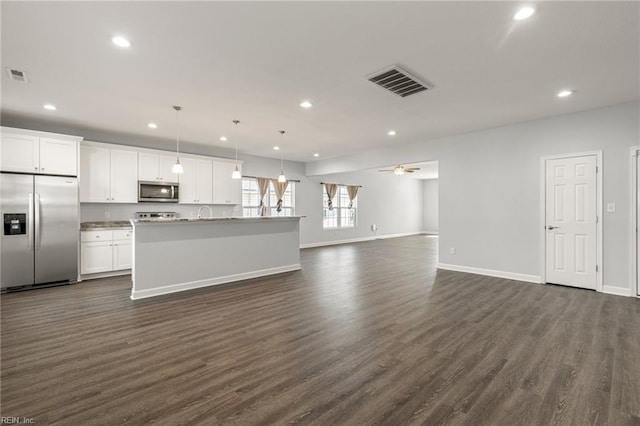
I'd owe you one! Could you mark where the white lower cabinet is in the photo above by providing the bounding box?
[81,229,132,276]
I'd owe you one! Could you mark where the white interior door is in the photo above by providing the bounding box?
[545,155,597,289]
[637,152,640,296]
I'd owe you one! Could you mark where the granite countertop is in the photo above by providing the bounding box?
[131,216,306,224]
[80,221,133,231]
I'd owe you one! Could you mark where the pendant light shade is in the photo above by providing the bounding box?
[277,130,286,183]
[232,120,241,179]
[172,106,184,174]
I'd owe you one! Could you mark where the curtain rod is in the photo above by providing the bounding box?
[242,175,301,183]
[320,182,363,188]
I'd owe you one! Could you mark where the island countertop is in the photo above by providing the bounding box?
[130,216,305,225]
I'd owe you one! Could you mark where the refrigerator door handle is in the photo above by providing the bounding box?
[28,193,34,250]
[34,192,41,250]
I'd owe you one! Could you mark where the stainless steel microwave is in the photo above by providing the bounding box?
[138,181,179,203]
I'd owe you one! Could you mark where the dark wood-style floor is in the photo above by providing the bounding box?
[1,236,639,425]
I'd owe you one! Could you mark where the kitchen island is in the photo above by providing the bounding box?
[129,216,302,300]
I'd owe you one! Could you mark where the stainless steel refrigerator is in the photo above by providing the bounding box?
[1,173,79,289]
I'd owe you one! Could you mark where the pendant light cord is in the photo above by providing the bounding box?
[233,120,240,167]
[173,106,182,161]
[279,130,285,173]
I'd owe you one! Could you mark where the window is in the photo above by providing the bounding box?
[323,185,357,229]
[242,178,295,217]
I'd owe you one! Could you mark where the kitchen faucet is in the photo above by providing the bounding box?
[197,205,213,219]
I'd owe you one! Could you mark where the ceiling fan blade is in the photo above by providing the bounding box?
[407,168,421,171]
[378,169,394,172]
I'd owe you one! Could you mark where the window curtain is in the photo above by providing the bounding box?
[324,183,338,210]
[271,179,289,212]
[346,185,359,209]
[256,177,270,216]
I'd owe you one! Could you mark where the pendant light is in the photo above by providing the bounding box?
[171,106,184,174]
[277,130,287,183]
[231,120,242,179]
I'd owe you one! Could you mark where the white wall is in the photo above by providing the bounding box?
[307,101,640,292]
[423,179,438,234]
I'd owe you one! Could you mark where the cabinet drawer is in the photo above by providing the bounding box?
[113,229,132,241]
[81,230,113,242]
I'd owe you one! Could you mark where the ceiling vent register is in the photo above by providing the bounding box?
[6,68,28,83]
[368,65,432,97]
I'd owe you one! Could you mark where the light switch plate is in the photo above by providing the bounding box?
[607,203,616,213]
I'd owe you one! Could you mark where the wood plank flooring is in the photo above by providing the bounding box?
[1,235,639,425]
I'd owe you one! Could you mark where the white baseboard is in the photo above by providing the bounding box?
[421,231,439,235]
[602,285,633,297]
[130,264,301,300]
[437,263,542,284]
[300,232,423,249]
[79,269,131,281]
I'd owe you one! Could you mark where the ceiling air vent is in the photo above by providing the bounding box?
[368,65,432,98]
[6,68,28,83]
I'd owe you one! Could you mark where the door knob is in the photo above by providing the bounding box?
[547,226,559,230]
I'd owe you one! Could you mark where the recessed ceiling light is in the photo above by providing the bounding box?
[112,36,131,48]
[273,146,280,150]
[557,89,574,98]
[147,122,158,129]
[299,101,312,108]
[513,7,535,21]
[313,153,320,157]
[388,130,397,136]
[220,136,228,141]
[43,104,57,111]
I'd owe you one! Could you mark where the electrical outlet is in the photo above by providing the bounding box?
[104,211,111,219]
[450,247,456,255]
[371,224,377,231]
[607,203,616,213]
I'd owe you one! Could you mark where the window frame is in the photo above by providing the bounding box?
[323,185,358,230]
[242,178,295,217]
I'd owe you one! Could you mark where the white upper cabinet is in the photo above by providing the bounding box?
[80,143,138,203]
[109,149,138,202]
[80,145,110,202]
[212,160,242,205]
[1,129,80,176]
[39,138,78,175]
[139,152,178,182]
[179,157,213,204]
[0,133,39,173]
[197,159,213,204]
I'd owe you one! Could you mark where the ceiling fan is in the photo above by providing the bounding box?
[378,165,421,175]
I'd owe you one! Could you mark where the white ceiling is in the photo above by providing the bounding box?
[1,2,638,163]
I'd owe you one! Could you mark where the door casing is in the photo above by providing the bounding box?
[540,151,603,292]
[631,146,640,297]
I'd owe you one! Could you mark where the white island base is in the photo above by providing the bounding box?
[130,216,302,300]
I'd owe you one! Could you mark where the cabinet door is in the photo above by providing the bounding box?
[113,241,132,270]
[81,241,113,274]
[80,145,110,202]
[0,133,40,173]
[196,159,213,204]
[178,157,198,203]
[39,138,78,176]
[228,163,242,205]
[110,149,138,203]
[159,154,179,182]
[212,160,230,204]
[138,152,160,181]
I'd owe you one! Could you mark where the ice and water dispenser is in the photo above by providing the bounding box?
[3,213,27,235]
